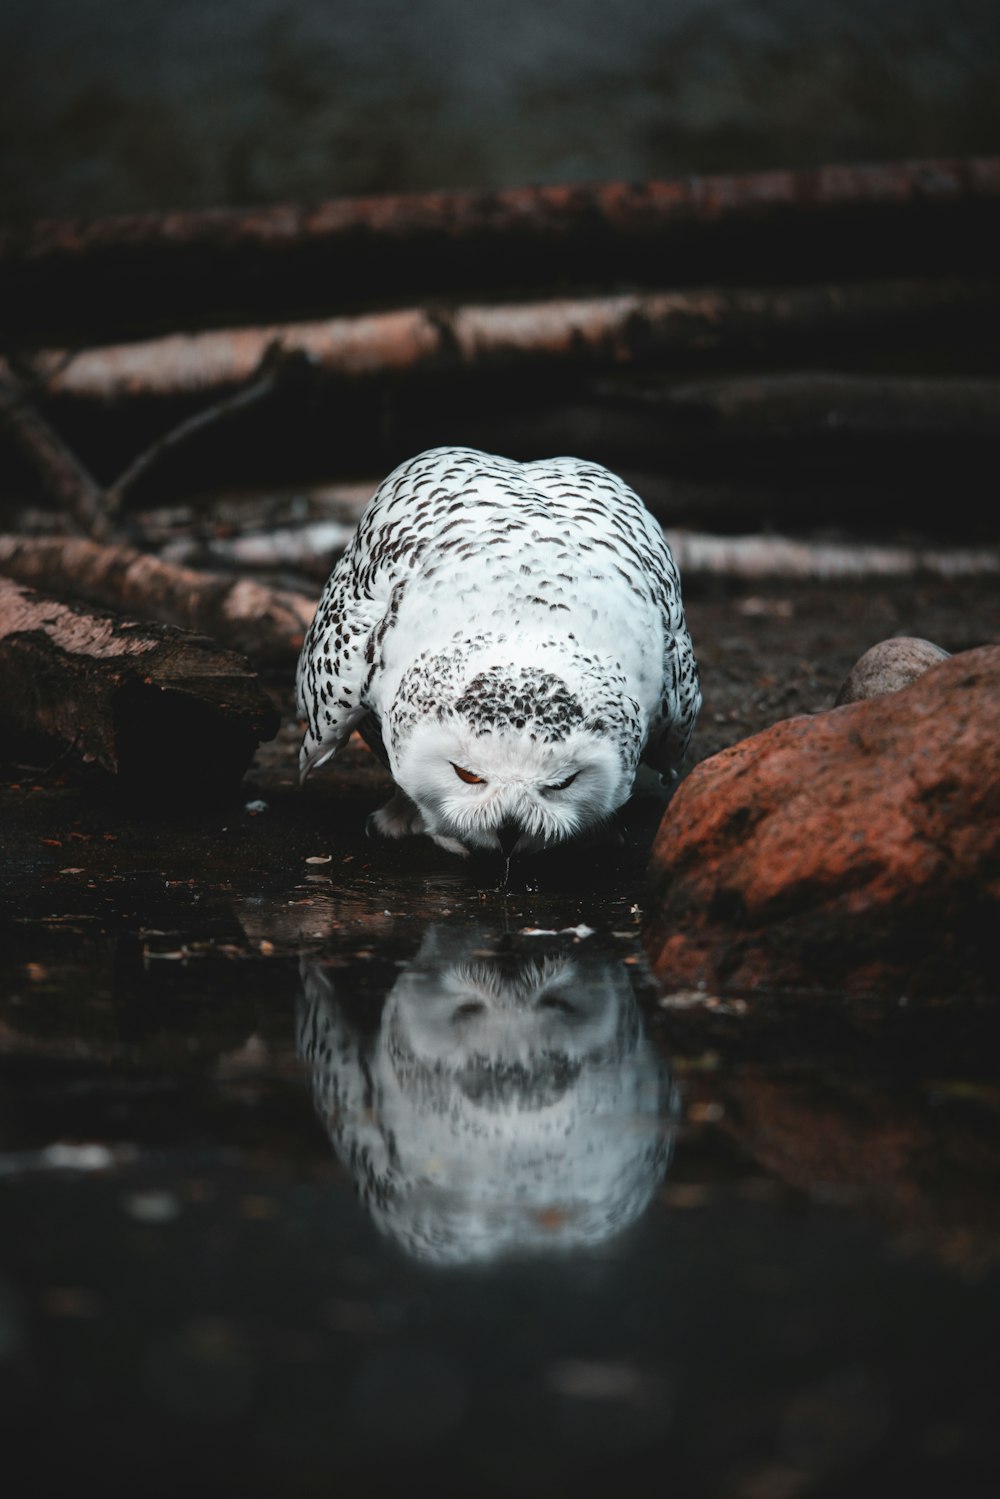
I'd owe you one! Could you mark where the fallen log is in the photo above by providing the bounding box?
[594,372,1000,441]
[0,577,279,792]
[664,531,1000,581]
[3,155,999,341]
[148,518,1000,586]
[118,482,373,550]
[159,519,357,578]
[24,278,999,405]
[0,535,315,667]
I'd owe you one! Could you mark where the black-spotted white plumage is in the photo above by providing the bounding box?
[296,447,700,855]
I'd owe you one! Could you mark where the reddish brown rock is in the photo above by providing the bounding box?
[645,645,1000,995]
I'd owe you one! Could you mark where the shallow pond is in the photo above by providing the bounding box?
[2,762,999,1497]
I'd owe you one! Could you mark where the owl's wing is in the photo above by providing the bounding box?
[295,450,450,778]
[295,542,388,780]
[641,538,702,778]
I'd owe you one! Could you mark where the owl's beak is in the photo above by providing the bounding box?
[495,820,522,859]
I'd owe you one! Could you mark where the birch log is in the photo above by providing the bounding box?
[25,279,998,404]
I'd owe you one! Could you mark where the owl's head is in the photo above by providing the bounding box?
[388,662,643,854]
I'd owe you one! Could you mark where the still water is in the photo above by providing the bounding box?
[2,811,1000,1496]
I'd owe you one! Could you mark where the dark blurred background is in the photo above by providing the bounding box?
[2,0,999,222]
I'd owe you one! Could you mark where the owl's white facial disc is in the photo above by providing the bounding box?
[391,720,634,853]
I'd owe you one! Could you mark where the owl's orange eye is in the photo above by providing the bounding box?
[545,772,579,792]
[452,763,487,785]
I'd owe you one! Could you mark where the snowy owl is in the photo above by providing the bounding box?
[296,925,678,1265]
[296,446,700,856]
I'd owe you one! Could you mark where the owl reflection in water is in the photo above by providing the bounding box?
[296,926,678,1265]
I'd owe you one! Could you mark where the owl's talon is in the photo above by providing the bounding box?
[369,790,426,841]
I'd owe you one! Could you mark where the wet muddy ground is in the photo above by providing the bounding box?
[2,574,1000,1496]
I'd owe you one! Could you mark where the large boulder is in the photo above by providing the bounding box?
[645,645,1000,995]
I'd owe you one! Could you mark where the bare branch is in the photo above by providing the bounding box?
[105,341,313,512]
[0,358,113,538]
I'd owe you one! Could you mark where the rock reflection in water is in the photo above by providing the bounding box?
[297,926,677,1265]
